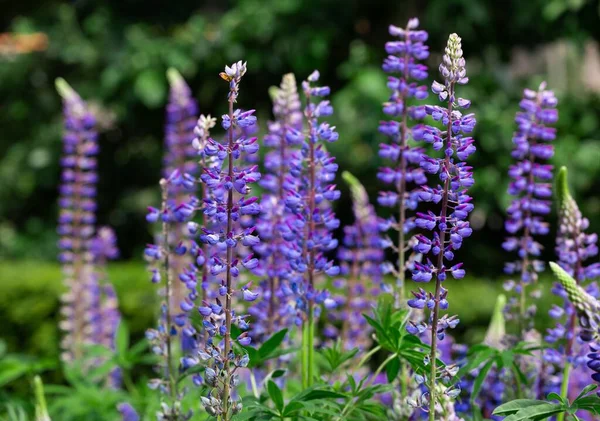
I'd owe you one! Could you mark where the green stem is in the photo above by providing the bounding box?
[511,365,524,399]
[557,361,571,421]
[366,353,398,388]
[356,345,381,370]
[306,306,315,387]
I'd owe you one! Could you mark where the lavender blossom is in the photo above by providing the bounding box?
[502,83,557,330]
[194,61,260,419]
[406,34,475,418]
[330,171,382,350]
[378,17,429,302]
[250,73,303,342]
[56,78,100,363]
[283,70,340,387]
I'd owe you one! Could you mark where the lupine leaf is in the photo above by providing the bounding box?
[267,380,284,412]
[573,384,598,401]
[386,356,401,383]
[493,399,551,415]
[259,329,288,359]
[502,403,564,420]
[471,358,496,403]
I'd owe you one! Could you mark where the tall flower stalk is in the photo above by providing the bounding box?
[163,69,199,316]
[56,78,123,388]
[550,167,599,417]
[378,17,429,304]
[194,61,261,419]
[335,171,382,350]
[145,176,192,420]
[56,78,99,363]
[502,83,557,334]
[284,70,340,387]
[407,34,475,419]
[251,73,303,342]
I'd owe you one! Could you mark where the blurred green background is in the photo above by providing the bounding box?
[1,0,599,364]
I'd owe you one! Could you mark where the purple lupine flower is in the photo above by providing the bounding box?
[194,61,259,418]
[329,171,382,350]
[406,33,475,417]
[90,226,122,389]
[250,73,303,343]
[163,69,200,323]
[282,70,340,387]
[283,70,340,324]
[145,173,197,418]
[503,83,557,330]
[378,18,430,302]
[544,167,599,402]
[56,78,100,363]
[117,403,139,421]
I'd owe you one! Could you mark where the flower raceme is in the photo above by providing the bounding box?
[194,61,261,419]
[56,79,123,389]
[502,83,558,329]
[404,33,475,418]
[250,73,303,343]
[378,17,429,302]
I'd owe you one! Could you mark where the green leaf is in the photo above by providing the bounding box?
[471,358,496,403]
[494,399,551,415]
[115,321,129,358]
[386,356,400,383]
[259,329,288,360]
[502,403,564,420]
[267,380,284,413]
[547,392,565,405]
[573,384,599,402]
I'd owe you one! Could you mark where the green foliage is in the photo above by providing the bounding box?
[494,384,600,420]
[459,341,543,402]
[364,295,439,377]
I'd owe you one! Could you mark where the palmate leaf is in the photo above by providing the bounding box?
[471,358,496,403]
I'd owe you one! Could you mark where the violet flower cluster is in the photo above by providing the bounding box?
[545,168,600,400]
[56,79,122,386]
[163,69,200,318]
[377,17,429,302]
[502,83,557,329]
[193,61,260,419]
[249,73,303,343]
[405,33,475,416]
[283,70,340,324]
[329,172,382,350]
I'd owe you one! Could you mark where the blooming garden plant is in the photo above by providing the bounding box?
[6,15,600,421]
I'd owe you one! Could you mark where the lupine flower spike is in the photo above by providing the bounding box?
[163,69,199,319]
[547,167,600,402]
[251,73,303,342]
[56,78,100,363]
[378,17,429,303]
[332,171,382,350]
[145,178,194,420]
[549,262,600,386]
[285,70,340,387]
[503,83,558,332]
[407,34,475,419]
[195,61,260,419]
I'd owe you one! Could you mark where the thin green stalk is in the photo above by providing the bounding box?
[511,365,524,399]
[356,345,382,370]
[557,361,571,421]
[366,353,398,388]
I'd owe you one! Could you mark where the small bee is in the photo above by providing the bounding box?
[219,72,233,82]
